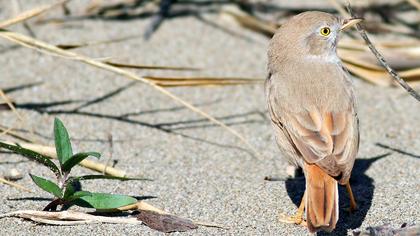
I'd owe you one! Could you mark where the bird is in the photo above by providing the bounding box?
[265,11,361,233]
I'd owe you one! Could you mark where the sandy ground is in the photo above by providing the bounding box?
[0,1,419,235]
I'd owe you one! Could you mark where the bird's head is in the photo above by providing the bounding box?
[268,11,362,66]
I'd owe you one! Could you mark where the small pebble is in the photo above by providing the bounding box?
[3,168,23,181]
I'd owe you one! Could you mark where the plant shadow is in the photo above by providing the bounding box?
[284,153,390,235]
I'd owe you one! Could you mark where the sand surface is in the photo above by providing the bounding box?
[0,1,419,235]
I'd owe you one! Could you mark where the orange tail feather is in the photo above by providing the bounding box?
[305,163,339,233]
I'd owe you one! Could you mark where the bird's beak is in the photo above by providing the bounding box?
[340,18,363,31]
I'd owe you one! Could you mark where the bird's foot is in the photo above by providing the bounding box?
[278,212,307,226]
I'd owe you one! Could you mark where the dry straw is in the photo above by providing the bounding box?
[0,1,261,159]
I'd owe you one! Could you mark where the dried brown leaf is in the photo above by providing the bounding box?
[137,210,198,233]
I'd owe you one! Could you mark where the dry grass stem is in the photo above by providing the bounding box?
[0,29,260,158]
[221,7,277,37]
[0,177,33,193]
[104,61,200,71]
[55,34,144,50]
[0,140,127,177]
[144,76,263,87]
[0,0,70,28]
[0,125,35,143]
[0,125,15,139]
[0,89,23,122]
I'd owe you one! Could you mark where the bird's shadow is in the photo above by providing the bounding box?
[285,153,390,235]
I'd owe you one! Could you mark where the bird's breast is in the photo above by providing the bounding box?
[270,59,353,113]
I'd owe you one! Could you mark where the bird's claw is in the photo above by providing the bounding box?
[278,212,307,226]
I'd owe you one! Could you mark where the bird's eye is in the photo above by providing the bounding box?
[320,27,331,36]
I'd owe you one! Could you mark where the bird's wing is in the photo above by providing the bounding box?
[266,75,359,181]
[286,110,358,176]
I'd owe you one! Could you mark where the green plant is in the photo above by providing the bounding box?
[0,118,146,211]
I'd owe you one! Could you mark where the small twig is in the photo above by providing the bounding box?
[0,177,33,193]
[263,176,287,182]
[346,2,420,102]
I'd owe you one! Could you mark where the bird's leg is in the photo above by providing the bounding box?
[278,191,307,226]
[345,183,358,212]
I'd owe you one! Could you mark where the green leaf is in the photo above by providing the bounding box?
[66,191,92,201]
[54,118,73,166]
[76,174,151,181]
[61,152,101,173]
[73,192,137,209]
[0,141,61,177]
[29,174,62,198]
[63,174,149,200]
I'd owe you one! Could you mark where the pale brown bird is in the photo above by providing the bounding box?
[266,11,361,233]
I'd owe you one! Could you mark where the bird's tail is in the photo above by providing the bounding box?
[305,163,339,233]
